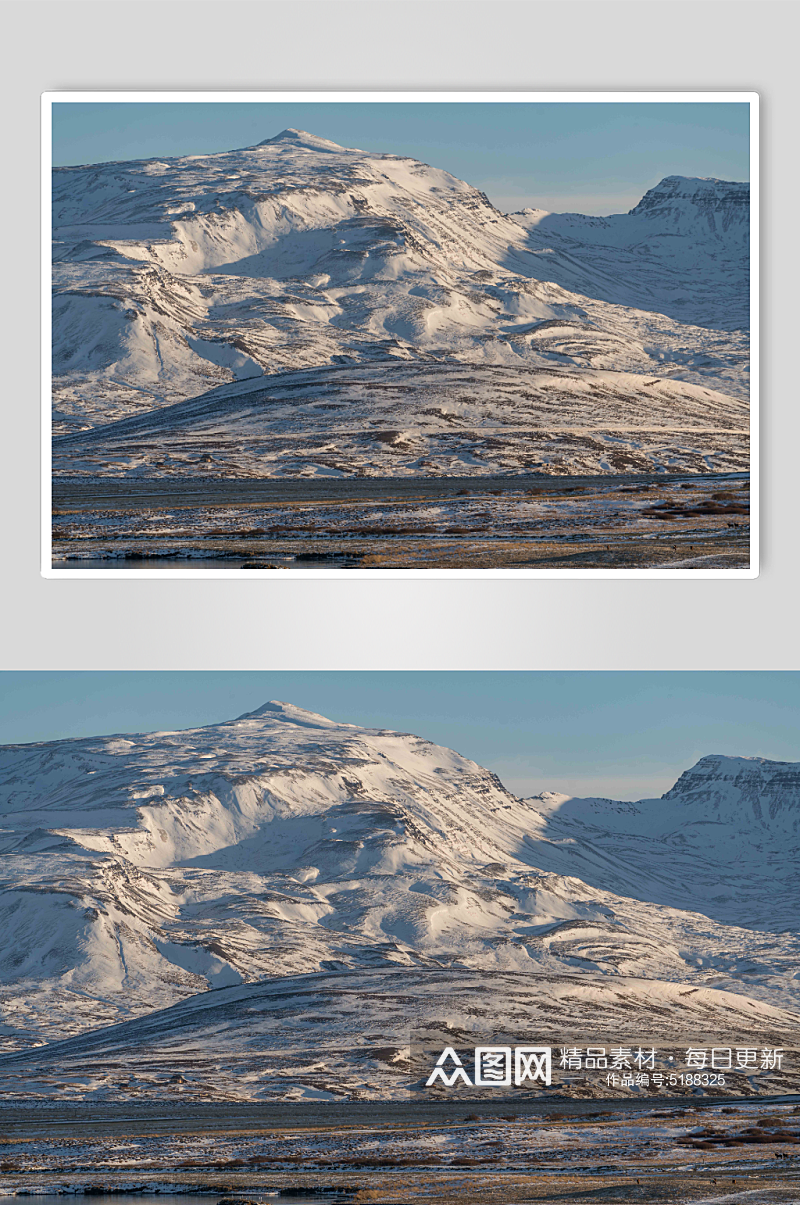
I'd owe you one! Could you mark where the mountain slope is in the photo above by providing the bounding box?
[52,132,749,466]
[2,968,797,1102]
[53,360,749,480]
[0,704,796,1077]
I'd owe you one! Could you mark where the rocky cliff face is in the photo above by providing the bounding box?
[665,753,800,799]
[661,754,800,833]
[629,175,750,244]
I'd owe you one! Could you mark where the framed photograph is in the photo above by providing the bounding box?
[1,669,797,1197]
[42,91,757,578]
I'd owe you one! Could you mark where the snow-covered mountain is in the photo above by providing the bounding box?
[512,176,749,330]
[524,755,800,931]
[52,131,749,481]
[0,703,795,1100]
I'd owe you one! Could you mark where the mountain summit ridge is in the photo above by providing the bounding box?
[232,698,346,727]
[256,127,354,152]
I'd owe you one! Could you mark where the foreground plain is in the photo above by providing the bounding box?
[51,472,750,569]
[3,1098,800,1203]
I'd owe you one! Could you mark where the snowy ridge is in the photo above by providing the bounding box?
[52,134,749,477]
[0,703,796,1098]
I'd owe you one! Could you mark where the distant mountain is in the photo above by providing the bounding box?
[628,175,749,237]
[516,176,749,250]
[52,133,749,481]
[524,755,800,930]
[534,755,800,838]
[0,704,795,1097]
[664,753,800,819]
[511,176,749,329]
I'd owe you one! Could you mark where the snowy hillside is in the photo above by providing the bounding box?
[52,132,749,482]
[53,360,749,480]
[0,702,796,1096]
[3,968,798,1102]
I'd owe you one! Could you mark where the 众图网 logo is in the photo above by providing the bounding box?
[425,1046,552,1087]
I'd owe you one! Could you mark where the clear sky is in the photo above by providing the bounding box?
[0,672,794,801]
[51,100,751,216]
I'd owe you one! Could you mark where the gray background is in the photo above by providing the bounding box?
[3,0,797,671]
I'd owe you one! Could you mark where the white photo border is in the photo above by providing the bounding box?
[41,90,759,580]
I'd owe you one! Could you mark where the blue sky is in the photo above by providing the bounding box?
[51,101,751,215]
[0,672,794,800]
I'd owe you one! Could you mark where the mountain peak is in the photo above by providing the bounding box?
[662,752,800,804]
[232,699,342,728]
[676,752,793,776]
[256,128,350,152]
[630,174,749,214]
